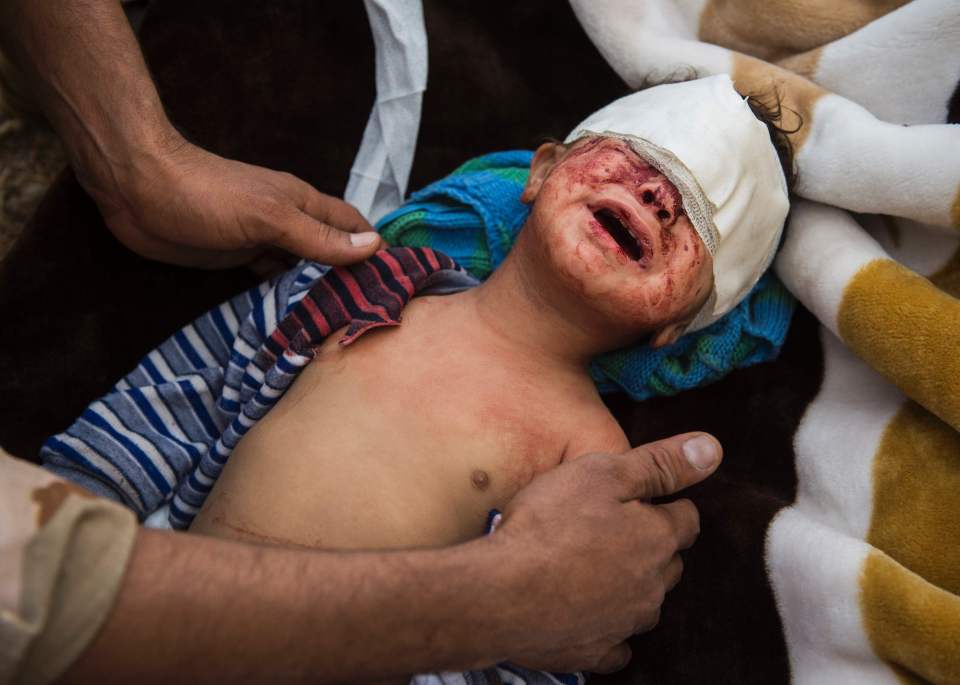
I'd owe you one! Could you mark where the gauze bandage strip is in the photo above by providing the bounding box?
[564,75,790,332]
[344,0,427,225]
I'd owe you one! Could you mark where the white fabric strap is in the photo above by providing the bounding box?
[344,0,428,224]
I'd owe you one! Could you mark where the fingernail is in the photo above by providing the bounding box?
[682,436,718,470]
[350,232,379,247]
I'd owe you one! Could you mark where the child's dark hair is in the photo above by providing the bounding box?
[743,92,799,191]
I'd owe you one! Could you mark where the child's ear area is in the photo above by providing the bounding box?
[649,322,687,349]
[520,142,568,204]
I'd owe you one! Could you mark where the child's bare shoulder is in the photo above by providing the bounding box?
[560,400,630,461]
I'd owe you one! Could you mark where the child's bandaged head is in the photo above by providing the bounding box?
[564,74,790,332]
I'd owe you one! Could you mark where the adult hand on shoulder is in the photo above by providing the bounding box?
[489,432,722,674]
[89,133,385,269]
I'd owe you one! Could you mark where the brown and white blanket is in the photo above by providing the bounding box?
[572,2,960,683]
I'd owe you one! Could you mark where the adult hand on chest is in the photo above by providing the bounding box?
[486,431,722,674]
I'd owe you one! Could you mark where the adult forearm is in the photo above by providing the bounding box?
[0,0,384,267]
[0,0,176,204]
[61,529,515,683]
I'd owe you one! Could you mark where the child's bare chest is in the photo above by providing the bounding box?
[194,300,591,549]
[287,314,574,498]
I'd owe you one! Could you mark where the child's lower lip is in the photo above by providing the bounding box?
[587,200,648,260]
[589,219,630,262]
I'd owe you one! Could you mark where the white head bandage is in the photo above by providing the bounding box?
[564,74,790,332]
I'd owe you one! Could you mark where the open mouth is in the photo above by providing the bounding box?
[593,208,644,260]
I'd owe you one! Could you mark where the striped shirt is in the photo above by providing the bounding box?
[40,246,586,685]
[41,247,473,529]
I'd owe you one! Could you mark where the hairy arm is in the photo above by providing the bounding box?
[0,0,382,267]
[0,0,174,208]
[60,529,522,683]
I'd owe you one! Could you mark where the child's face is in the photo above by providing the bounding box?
[520,136,714,346]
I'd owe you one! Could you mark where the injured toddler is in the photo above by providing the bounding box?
[43,74,790,550]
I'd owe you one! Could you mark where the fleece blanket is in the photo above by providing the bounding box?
[570,2,960,684]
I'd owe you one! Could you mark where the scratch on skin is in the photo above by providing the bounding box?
[212,515,320,549]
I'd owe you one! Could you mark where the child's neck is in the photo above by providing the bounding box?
[460,227,637,371]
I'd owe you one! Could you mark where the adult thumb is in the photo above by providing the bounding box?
[611,432,723,501]
[275,213,384,266]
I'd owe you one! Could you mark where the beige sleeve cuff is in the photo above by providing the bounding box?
[1,455,137,685]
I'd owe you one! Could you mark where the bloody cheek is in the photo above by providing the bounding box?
[680,239,711,305]
[661,225,675,257]
[647,238,708,318]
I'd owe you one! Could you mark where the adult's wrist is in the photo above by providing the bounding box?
[414,534,545,669]
[324,536,528,675]
[66,110,184,219]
